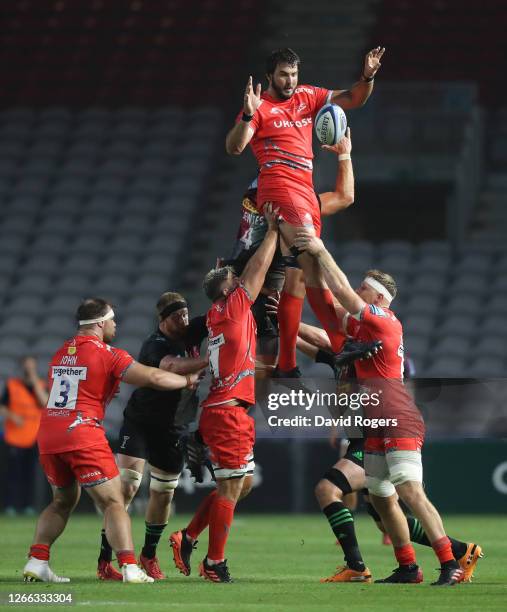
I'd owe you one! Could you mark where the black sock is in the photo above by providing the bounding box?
[141,523,167,559]
[407,517,467,559]
[323,502,365,572]
[98,528,112,562]
[315,349,335,369]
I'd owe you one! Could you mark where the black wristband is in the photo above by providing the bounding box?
[242,112,254,122]
[361,73,375,83]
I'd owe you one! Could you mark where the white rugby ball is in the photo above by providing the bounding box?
[314,104,347,145]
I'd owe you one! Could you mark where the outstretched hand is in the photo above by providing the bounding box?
[321,126,352,154]
[363,46,385,79]
[244,76,262,116]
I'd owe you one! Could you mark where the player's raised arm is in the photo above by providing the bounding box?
[122,361,199,390]
[330,47,385,110]
[319,127,354,216]
[240,203,279,301]
[225,76,262,155]
[293,231,365,315]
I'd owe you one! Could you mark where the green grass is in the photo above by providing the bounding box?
[0,513,505,611]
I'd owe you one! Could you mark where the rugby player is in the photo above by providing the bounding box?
[23,298,199,584]
[225,46,383,376]
[265,294,481,583]
[96,292,208,581]
[170,204,279,583]
[225,129,354,373]
[293,233,471,585]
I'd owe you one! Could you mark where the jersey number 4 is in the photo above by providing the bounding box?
[208,333,225,379]
[47,367,88,410]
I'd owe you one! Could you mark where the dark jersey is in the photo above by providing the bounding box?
[123,316,207,426]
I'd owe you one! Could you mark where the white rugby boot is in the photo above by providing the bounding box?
[23,557,70,583]
[121,563,154,583]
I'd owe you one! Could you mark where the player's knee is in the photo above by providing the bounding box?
[315,478,340,506]
[396,481,426,508]
[149,471,179,494]
[238,477,253,501]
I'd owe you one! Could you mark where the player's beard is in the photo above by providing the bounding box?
[271,80,294,101]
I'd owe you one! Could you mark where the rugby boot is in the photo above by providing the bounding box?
[97,559,122,581]
[121,563,154,583]
[320,565,372,583]
[23,558,70,583]
[169,529,197,576]
[431,561,465,586]
[375,564,423,583]
[199,557,233,583]
[458,543,483,582]
[138,554,165,580]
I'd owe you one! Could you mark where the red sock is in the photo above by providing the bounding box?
[305,287,345,353]
[207,496,236,562]
[432,536,454,564]
[187,490,217,540]
[394,543,416,566]
[277,291,304,370]
[116,550,137,567]
[29,544,50,561]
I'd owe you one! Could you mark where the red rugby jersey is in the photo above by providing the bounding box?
[202,285,256,408]
[345,305,404,380]
[346,305,425,439]
[38,335,133,453]
[239,85,331,184]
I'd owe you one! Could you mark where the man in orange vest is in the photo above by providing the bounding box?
[1,356,48,515]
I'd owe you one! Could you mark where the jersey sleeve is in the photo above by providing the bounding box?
[344,313,360,337]
[108,347,134,379]
[359,304,392,333]
[225,285,254,321]
[310,85,332,114]
[139,339,173,368]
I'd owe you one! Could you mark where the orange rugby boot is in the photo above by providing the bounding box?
[458,543,483,582]
[320,565,372,583]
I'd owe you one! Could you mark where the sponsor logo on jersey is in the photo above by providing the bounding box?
[270,107,284,114]
[295,86,315,95]
[60,355,77,366]
[273,118,312,129]
[208,333,225,349]
[242,196,258,215]
[369,305,388,317]
[297,102,307,113]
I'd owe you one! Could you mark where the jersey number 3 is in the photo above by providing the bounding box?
[47,367,88,410]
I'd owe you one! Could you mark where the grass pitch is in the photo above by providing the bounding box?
[0,513,505,611]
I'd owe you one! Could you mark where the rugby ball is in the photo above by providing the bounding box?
[314,104,347,145]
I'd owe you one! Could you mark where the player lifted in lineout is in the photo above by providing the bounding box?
[224,129,355,374]
[23,299,199,584]
[225,46,384,377]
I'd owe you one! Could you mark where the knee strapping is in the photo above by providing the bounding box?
[322,468,353,495]
[119,468,143,487]
[150,471,179,492]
